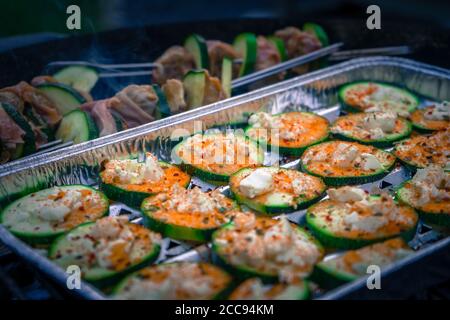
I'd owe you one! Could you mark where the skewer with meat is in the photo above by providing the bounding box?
[206,40,240,79]
[152,46,196,86]
[0,82,64,162]
[274,26,323,74]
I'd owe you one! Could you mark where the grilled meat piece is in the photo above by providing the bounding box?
[255,36,282,71]
[1,81,61,126]
[162,79,187,113]
[0,107,25,147]
[152,46,196,86]
[203,70,226,106]
[207,40,240,78]
[81,100,117,137]
[110,84,157,128]
[274,26,322,74]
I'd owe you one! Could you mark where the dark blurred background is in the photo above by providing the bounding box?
[1,0,450,38]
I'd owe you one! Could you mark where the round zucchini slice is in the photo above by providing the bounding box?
[245,111,330,156]
[141,187,239,242]
[303,22,329,47]
[338,81,419,116]
[306,195,418,249]
[112,262,233,300]
[393,130,449,171]
[184,34,209,69]
[301,141,396,186]
[267,36,287,62]
[396,180,450,227]
[330,112,412,148]
[53,65,99,93]
[212,214,324,283]
[410,104,449,133]
[55,110,98,144]
[312,238,413,289]
[229,166,326,214]
[0,185,109,245]
[49,217,161,287]
[36,83,87,116]
[100,160,190,208]
[233,32,257,76]
[229,278,310,300]
[172,132,264,182]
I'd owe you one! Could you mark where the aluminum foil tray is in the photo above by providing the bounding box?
[0,57,449,300]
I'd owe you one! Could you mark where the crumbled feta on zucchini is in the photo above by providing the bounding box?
[360,153,383,171]
[104,153,164,185]
[238,168,274,198]
[328,186,368,203]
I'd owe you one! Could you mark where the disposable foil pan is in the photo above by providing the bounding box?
[0,57,449,300]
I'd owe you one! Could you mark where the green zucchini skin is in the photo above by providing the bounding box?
[310,262,358,289]
[230,189,325,215]
[212,242,279,284]
[100,162,190,208]
[306,216,417,250]
[1,102,36,157]
[300,160,396,187]
[55,109,99,144]
[233,33,257,76]
[0,185,109,245]
[396,183,450,227]
[338,81,420,114]
[48,222,161,288]
[229,167,327,215]
[411,122,437,134]
[53,65,99,93]
[305,198,418,249]
[152,84,171,119]
[330,119,413,149]
[303,22,329,47]
[141,209,217,243]
[111,262,234,300]
[184,34,209,70]
[244,112,330,157]
[99,180,149,209]
[36,82,87,116]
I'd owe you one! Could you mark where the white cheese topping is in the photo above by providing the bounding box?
[410,165,450,205]
[327,187,411,233]
[424,101,450,121]
[248,112,280,129]
[363,112,397,134]
[360,153,383,171]
[163,185,230,214]
[332,143,359,168]
[239,168,274,198]
[362,86,412,117]
[328,186,368,203]
[343,211,387,233]
[19,188,84,223]
[104,153,164,185]
[223,215,321,283]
